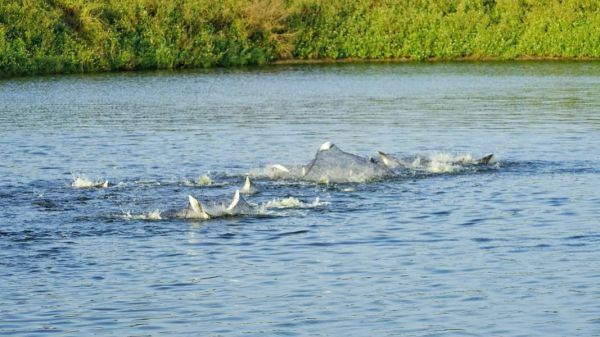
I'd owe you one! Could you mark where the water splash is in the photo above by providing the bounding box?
[401,152,493,174]
[264,197,304,209]
[424,153,464,173]
[122,210,162,220]
[71,175,108,188]
[183,174,213,187]
[262,196,329,210]
[247,165,305,180]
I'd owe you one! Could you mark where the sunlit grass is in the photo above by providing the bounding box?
[1,0,599,77]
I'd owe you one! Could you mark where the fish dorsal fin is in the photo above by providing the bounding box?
[271,164,290,173]
[378,151,394,167]
[240,176,254,194]
[319,141,334,151]
[188,195,209,219]
[478,154,494,165]
[226,190,241,212]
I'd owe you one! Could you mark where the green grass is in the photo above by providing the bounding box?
[1,0,600,77]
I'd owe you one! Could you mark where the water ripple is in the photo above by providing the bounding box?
[1,63,599,337]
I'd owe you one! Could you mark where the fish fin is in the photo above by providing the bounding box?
[319,141,334,151]
[240,176,254,194]
[188,195,209,219]
[226,190,241,212]
[478,154,494,165]
[377,151,395,168]
[101,180,108,188]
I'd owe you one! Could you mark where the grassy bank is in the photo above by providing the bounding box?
[1,0,600,77]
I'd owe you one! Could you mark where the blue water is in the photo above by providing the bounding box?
[1,62,599,336]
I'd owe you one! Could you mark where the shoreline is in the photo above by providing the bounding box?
[272,55,600,65]
[2,56,599,80]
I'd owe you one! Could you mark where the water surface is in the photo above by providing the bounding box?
[1,62,599,336]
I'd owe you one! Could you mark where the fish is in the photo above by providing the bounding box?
[181,189,253,220]
[239,176,257,194]
[271,142,393,183]
[377,151,494,170]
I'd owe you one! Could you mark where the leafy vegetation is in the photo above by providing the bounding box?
[1,0,600,77]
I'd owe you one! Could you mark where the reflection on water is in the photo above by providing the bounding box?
[1,62,599,336]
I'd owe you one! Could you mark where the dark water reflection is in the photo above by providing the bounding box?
[1,62,599,336]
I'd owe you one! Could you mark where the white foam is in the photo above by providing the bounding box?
[425,153,458,173]
[184,174,213,187]
[264,197,304,209]
[309,197,329,207]
[263,196,328,209]
[401,153,480,174]
[248,164,304,180]
[122,209,162,220]
[72,175,108,188]
[197,174,212,186]
[452,154,476,164]
[427,153,476,173]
